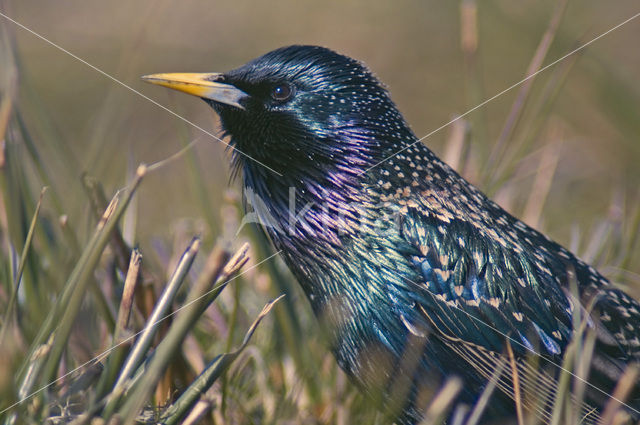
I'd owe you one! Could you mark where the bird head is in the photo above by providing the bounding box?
[143,45,415,188]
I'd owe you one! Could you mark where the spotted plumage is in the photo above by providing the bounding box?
[145,45,640,424]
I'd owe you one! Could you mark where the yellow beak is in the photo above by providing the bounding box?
[141,72,248,109]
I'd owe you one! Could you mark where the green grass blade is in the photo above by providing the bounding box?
[36,166,146,387]
[0,187,45,342]
[114,243,249,423]
[160,296,284,425]
[111,238,200,396]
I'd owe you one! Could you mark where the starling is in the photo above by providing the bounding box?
[143,45,640,424]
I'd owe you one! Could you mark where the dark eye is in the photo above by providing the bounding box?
[271,83,293,101]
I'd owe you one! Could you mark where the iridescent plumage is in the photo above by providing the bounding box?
[146,45,640,424]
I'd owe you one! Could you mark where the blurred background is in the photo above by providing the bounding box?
[6,0,640,246]
[1,0,639,423]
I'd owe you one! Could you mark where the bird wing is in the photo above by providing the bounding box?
[585,285,640,361]
[395,206,573,359]
[391,199,640,416]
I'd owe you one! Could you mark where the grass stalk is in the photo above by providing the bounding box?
[37,166,146,386]
[100,238,200,417]
[115,243,249,423]
[160,296,284,425]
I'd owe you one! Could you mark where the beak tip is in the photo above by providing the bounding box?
[140,74,158,84]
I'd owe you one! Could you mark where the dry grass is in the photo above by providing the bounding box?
[1,1,639,424]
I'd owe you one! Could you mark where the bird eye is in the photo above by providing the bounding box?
[271,83,293,101]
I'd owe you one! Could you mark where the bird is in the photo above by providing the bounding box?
[143,45,640,424]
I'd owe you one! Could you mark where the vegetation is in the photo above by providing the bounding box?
[0,1,638,423]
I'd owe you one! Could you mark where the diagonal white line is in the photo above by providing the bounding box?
[0,250,282,415]
[146,137,202,172]
[3,4,639,420]
[0,11,283,177]
[361,11,640,176]
[399,274,640,416]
